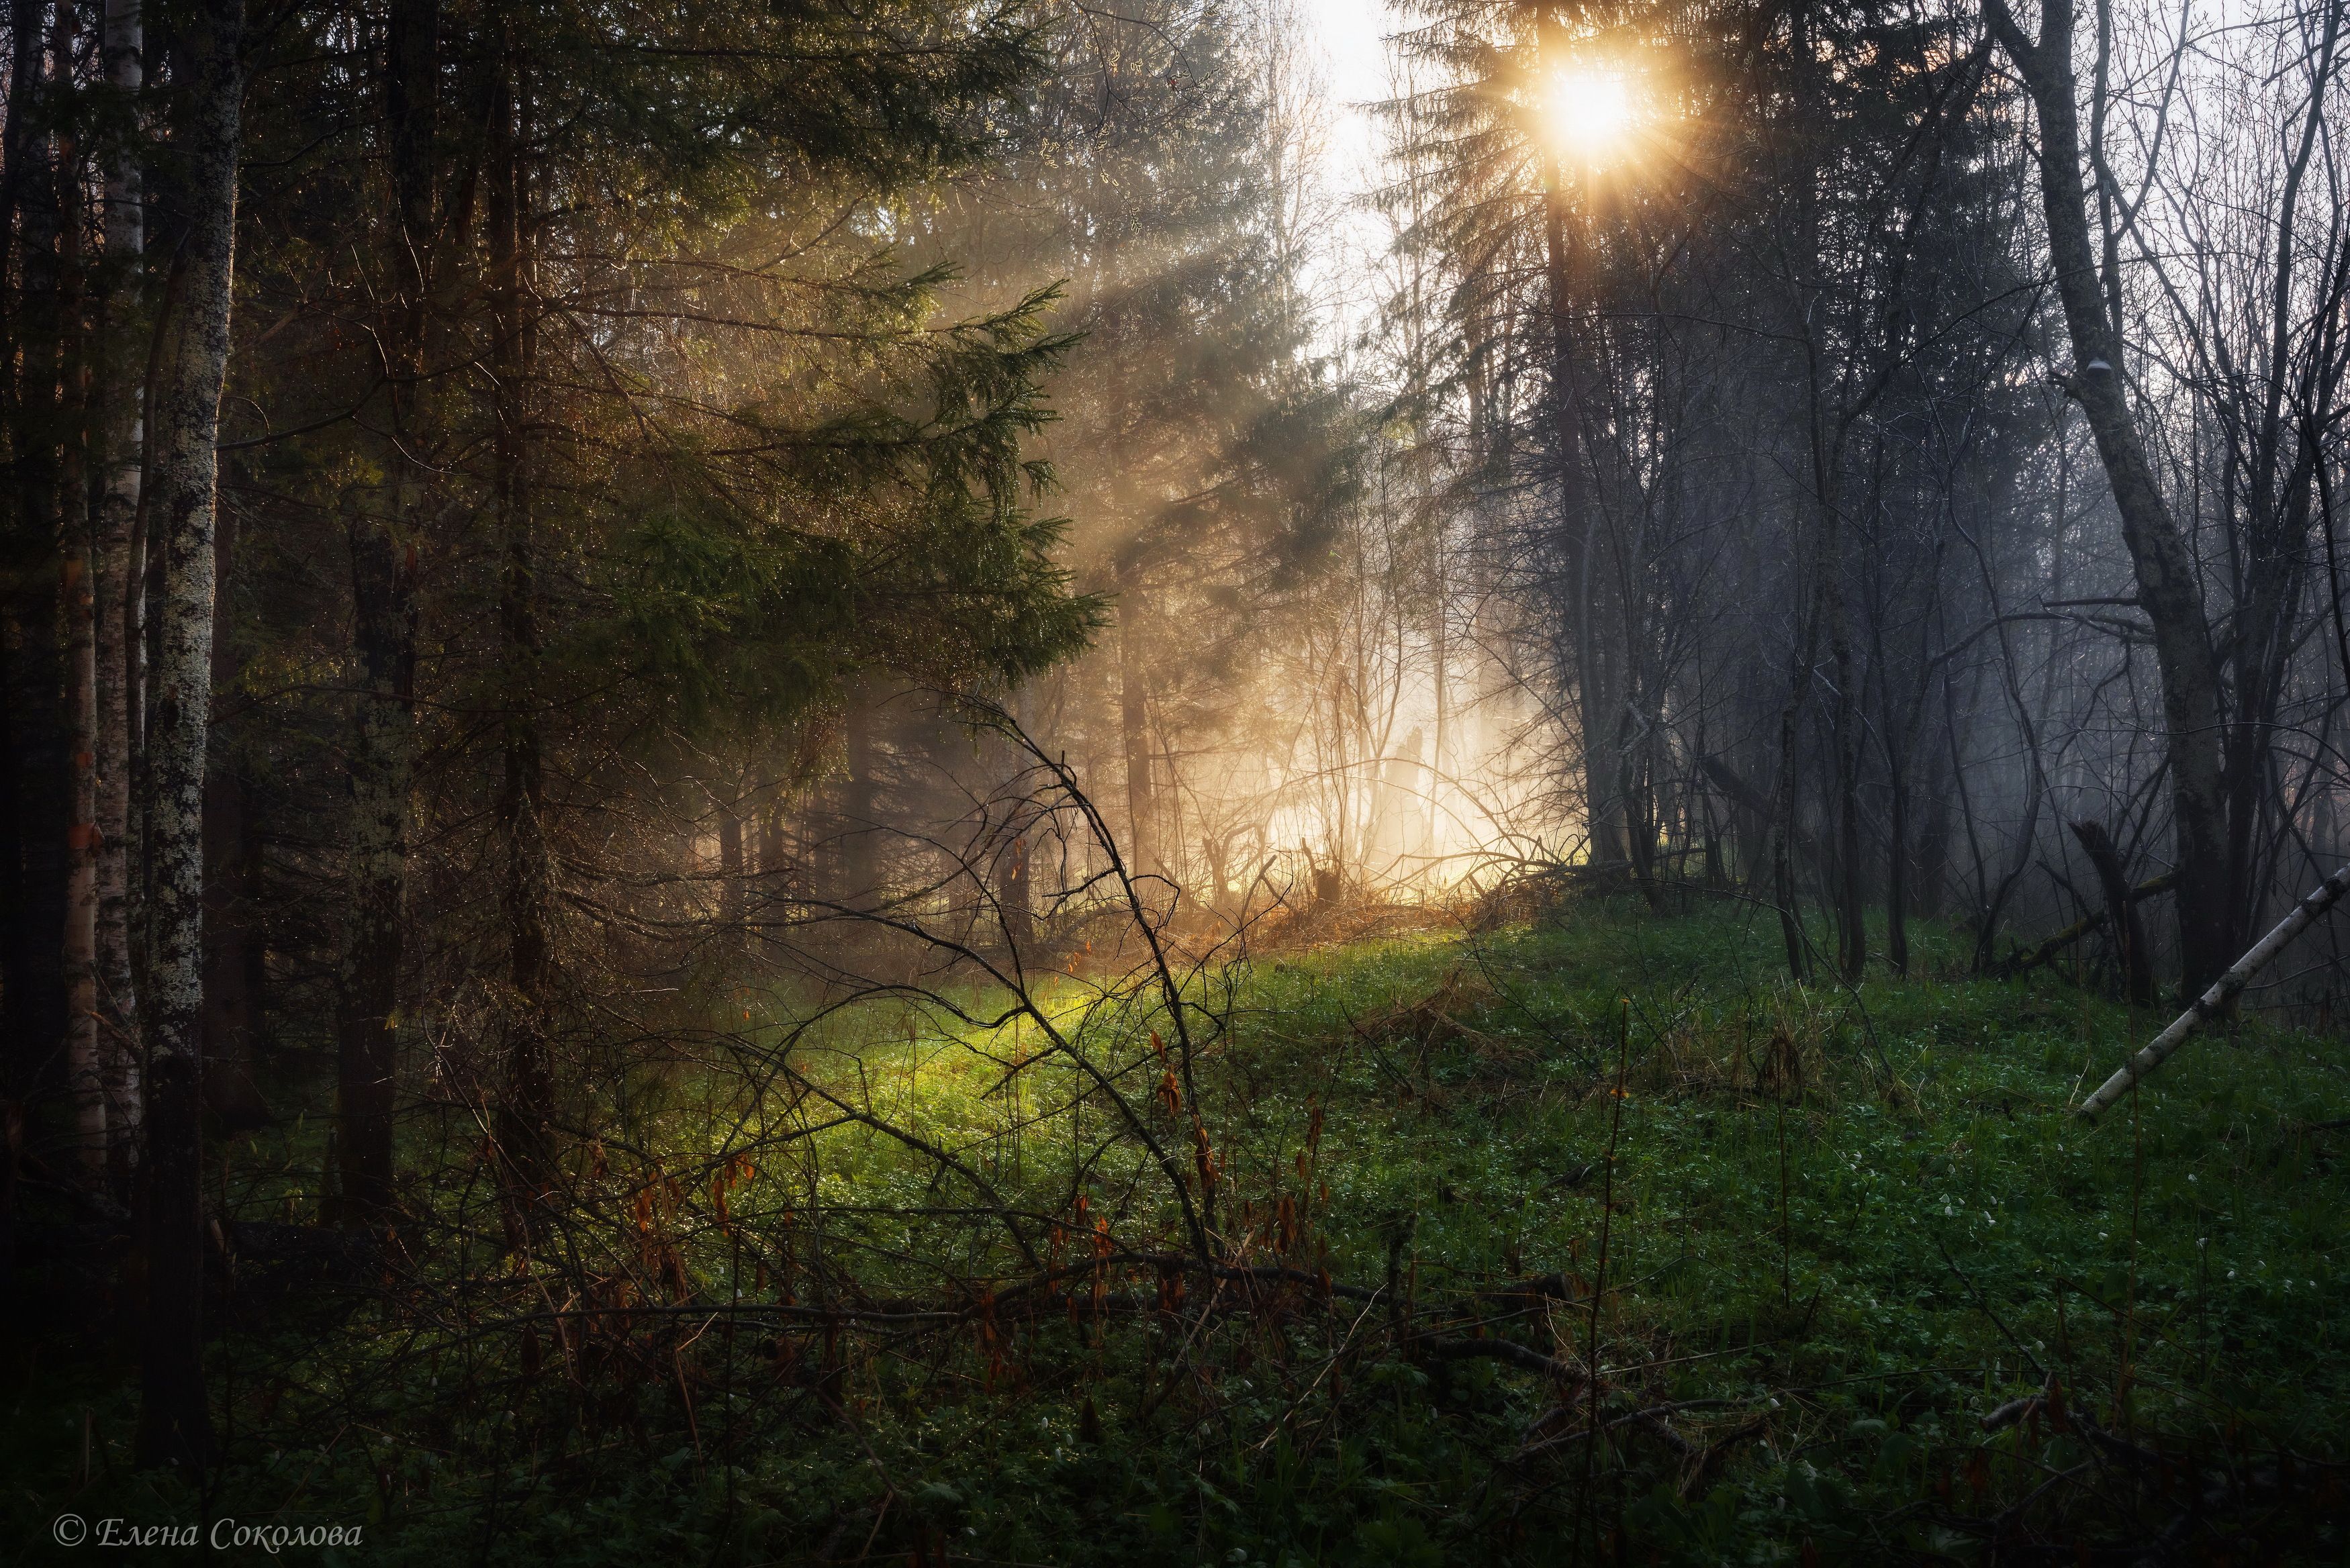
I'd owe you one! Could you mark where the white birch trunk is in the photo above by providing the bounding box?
[2077,862,2350,1122]
[65,558,104,1172]
[136,0,242,1472]
[53,0,107,1175]
[95,0,146,1175]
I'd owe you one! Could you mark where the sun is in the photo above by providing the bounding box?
[1544,66,1639,162]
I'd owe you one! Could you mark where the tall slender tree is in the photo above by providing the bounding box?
[137,0,248,1471]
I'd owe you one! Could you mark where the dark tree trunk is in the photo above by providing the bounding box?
[836,686,882,905]
[1912,770,1953,920]
[201,513,268,1130]
[0,0,55,1288]
[753,799,790,958]
[1885,742,1910,977]
[334,524,418,1223]
[3,0,69,1169]
[0,592,68,1310]
[718,803,745,930]
[201,766,269,1128]
[0,0,37,1253]
[336,0,440,1225]
[1830,606,1867,981]
[756,805,786,889]
[1986,0,2234,990]
[1833,727,1867,979]
[1117,579,1157,879]
[2071,820,2157,1005]
[3,610,70,1125]
[1770,642,1816,983]
[199,763,265,1117]
[1539,157,1621,873]
[485,40,553,1238]
[1000,829,1034,956]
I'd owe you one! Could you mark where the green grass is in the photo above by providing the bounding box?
[7,898,2347,1564]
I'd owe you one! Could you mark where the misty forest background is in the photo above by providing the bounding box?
[3,0,2350,1561]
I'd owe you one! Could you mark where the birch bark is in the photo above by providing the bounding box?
[2078,861,2350,1120]
[136,0,244,1473]
[58,3,103,1171]
[95,0,146,1177]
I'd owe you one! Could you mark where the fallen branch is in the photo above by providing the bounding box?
[1979,1373,2160,1469]
[2077,861,2350,1121]
[1995,871,2177,979]
[1678,1414,1769,1496]
[1513,1398,1732,1462]
[1427,1336,1577,1380]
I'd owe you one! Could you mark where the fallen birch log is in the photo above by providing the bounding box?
[2077,861,2350,1121]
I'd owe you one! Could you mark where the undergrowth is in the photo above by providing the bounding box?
[7,898,2347,1564]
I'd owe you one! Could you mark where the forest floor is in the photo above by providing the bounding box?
[7,897,2349,1564]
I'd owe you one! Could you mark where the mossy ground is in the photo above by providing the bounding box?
[7,899,2346,1563]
